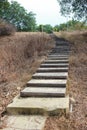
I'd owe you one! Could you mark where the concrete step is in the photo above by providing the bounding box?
[51,49,70,51]
[44,59,69,63]
[53,45,70,47]
[27,79,67,87]
[37,67,68,72]
[52,47,70,49]
[20,87,66,97]
[49,53,70,55]
[50,49,70,51]
[3,115,47,130]
[40,63,69,68]
[32,72,68,79]
[50,51,70,53]
[47,57,69,60]
[7,95,69,115]
[48,53,69,57]
[48,55,69,57]
[50,51,71,55]
[56,43,69,46]
[51,51,70,53]
[48,54,69,56]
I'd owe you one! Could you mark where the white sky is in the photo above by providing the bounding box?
[8,0,70,26]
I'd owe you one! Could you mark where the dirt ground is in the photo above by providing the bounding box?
[44,31,87,130]
[0,31,87,130]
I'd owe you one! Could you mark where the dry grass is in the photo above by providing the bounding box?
[0,32,55,118]
[0,20,15,36]
[44,31,87,130]
[0,32,54,83]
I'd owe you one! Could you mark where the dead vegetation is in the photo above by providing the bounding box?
[0,32,55,118]
[0,20,15,36]
[0,31,87,130]
[44,31,87,130]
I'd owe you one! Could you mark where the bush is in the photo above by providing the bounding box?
[0,20,16,36]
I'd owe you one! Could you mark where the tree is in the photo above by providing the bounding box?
[53,20,87,31]
[43,24,53,33]
[57,0,87,21]
[22,12,36,31]
[37,24,53,33]
[0,0,10,19]
[0,0,36,31]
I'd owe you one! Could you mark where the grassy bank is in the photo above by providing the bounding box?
[44,31,87,130]
[0,32,55,118]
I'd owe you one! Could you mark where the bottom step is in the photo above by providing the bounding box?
[3,115,46,130]
[7,95,69,115]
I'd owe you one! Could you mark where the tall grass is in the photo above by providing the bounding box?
[0,20,15,36]
[0,32,55,83]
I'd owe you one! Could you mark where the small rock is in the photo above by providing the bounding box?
[17,87,21,91]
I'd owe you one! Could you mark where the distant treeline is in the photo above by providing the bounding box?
[53,20,87,32]
[0,0,87,34]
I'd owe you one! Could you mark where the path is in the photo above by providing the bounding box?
[2,35,71,130]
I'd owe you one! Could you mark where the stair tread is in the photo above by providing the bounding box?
[32,72,68,79]
[37,67,68,72]
[20,87,66,97]
[7,96,69,115]
[27,79,67,87]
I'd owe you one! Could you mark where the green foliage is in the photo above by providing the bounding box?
[0,0,10,19]
[0,0,36,31]
[43,24,53,33]
[53,20,87,31]
[37,24,53,33]
[57,0,87,21]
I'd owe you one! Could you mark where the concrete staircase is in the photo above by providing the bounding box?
[3,37,71,130]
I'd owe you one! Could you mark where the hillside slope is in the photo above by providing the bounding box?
[44,31,87,130]
[0,32,55,119]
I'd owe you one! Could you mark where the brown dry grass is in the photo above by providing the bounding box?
[0,32,55,118]
[0,20,15,36]
[44,31,87,130]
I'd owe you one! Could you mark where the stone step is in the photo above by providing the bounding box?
[27,79,67,87]
[53,45,70,48]
[55,46,69,48]
[48,55,69,57]
[50,51,70,54]
[44,59,69,63]
[49,53,70,56]
[20,87,66,97]
[32,72,68,79]
[47,57,69,60]
[49,54,69,56]
[7,95,69,115]
[40,63,69,68]
[51,51,70,53]
[3,115,46,130]
[51,49,70,51]
[37,67,68,72]
[56,46,69,48]
[56,43,69,46]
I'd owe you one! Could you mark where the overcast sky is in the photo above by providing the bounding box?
[8,0,70,26]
